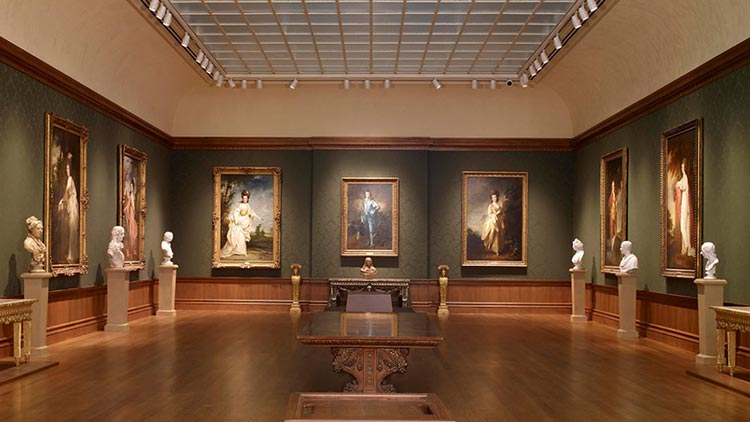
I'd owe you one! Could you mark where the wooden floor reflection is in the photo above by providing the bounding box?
[0,311,748,421]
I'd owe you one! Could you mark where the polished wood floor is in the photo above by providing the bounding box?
[0,311,748,421]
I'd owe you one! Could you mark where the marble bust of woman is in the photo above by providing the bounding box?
[23,216,47,273]
[700,242,718,279]
[360,257,377,279]
[571,238,584,270]
[161,231,174,265]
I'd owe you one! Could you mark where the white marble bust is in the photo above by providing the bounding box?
[161,231,174,265]
[700,242,718,279]
[107,226,125,268]
[571,238,584,270]
[23,216,47,273]
[619,240,639,273]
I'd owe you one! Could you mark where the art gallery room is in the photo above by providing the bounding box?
[2,0,750,420]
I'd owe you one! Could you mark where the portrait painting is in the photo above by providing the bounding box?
[212,167,281,269]
[44,112,88,276]
[600,148,628,274]
[118,145,147,269]
[462,172,528,267]
[661,119,702,278]
[341,177,399,257]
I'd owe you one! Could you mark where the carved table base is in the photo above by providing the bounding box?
[331,347,409,393]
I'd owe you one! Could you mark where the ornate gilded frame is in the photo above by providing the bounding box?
[44,112,88,276]
[660,119,703,278]
[599,148,628,274]
[118,145,147,269]
[461,171,528,267]
[340,177,399,257]
[212,166,281,269]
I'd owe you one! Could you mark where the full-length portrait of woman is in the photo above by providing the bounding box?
[481,190,505,255]
[675,159,694,256]
[123,178,138,259]
[220,190,260,258]
[58,152,79,263]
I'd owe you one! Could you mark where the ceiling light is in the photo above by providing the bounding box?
[163,11,172,27]
[212,70,219,81]
[155,4,167,20]
[587,0,598,12]
[195,51,204,64]
[490,80,496,90]
[364,80,371,89]
[200,57,209,69]
[148,0,159,12]
[471,80,478,89]
[257,80,263,89]
[289,79,298,90]
[228,79,236,88]
[180,33,190,48]
[541,51,549,64]
[384,79,391,89]
[578,6,589,22]
[571,14,582,29]
[216,74,224,87]
[520,73,529,88]
[534,59,542,71]
[529,66,537,77]
[206,63,214,74]
[241,80,247,89]
[343,79,350,89]
[553,35,563,50]
[432,79,441,90]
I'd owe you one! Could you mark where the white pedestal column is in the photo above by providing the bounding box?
[569,269,587,322]
[616,272,639,338]
[105,268,132,332]
[21,272,52,354]
[157,264,178,316]
[694,278,727,365]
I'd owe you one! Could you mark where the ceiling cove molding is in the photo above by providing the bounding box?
[0,36,172,148]
[571,37,750,149]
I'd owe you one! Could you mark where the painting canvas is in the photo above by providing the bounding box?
[462,172,528,267]
[600,148,628,273]
[661,119,702,278]
[212,167,281,269]
[44,112,88,276]
[118,145,147,269]
[341,177,399,257]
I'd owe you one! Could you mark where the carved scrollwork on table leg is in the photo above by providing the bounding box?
[376,348,409,393]
[331,347,364,392]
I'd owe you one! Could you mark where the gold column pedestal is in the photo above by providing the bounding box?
[290,263,302,314]
[437,265,449,317]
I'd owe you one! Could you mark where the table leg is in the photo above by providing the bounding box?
[13,322,22,366]
[22,320,32,362]
[331,347,410,393]
[716,328,726,372]
[727,330,737,377]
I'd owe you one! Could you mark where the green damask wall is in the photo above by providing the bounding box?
[573,66,750,305]
[0,61,171,295]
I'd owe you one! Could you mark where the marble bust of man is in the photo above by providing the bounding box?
[161,231,174,265]
[700,242,718,279]
[107,226,126,268]
[360,257,377,279]
[23,216,47,273]
[619,240,639,273]
[571,238,584,270]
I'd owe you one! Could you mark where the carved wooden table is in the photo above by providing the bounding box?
[328,278,410,308]
[711,306,750,376]
[297,311,443,393]
[0,299,36,366]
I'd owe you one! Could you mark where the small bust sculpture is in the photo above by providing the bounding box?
[23,216,47,273]
[360,257,377,279]
[700,242,718,279]
[107,226,126,268]
[571,238,584,270]
[619,240,639,273]
[161,231,174,265]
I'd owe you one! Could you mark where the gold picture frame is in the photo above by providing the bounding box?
[118,145,147,270]
[212,167,281,269]
[600,148,628,274]
[461,172,528,267]
[660,119,702,278]
[44,112,88,276]
[341,177,399,257]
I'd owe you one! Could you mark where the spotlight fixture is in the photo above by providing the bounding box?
[155,4,167,20]
[201,57,209,69]
[490,80,496,90]
[540,51,549,65]
[216,74,224,87]
[505,80,513,87]
[471,80,478,89]
[553,35,563,50]
[587,0,598,12]
[163,11,172,27]
[364,79,371,89]
[206,63,214,74]
[241,80,247,89]
[578,6,589,21]
[148,0,159,12]
[180,33,190,48]
[195,51,204,64]
[529,66,537,77]
[257,80,263,89]
[289,79,298,90]
[343,79,350,89]
[534,59,542,71]
[520,73,529,88]
[571,14,582,29]
[432,78,441,90]
[384,79,391,89]
[228,79,236,88]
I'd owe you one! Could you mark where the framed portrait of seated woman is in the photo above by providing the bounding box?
[660,119,702,278]
[212,167,281,269]
[44,113,88,276]
[461,172,528,267]
[118,145,147,270]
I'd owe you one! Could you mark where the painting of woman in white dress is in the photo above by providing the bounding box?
[212,167,281,269]
[118,144,147,268]
[462,172,527,267]
[600,148,627,273]
[661,119,702,278]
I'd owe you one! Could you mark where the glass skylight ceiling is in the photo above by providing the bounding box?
[169,0,576,78]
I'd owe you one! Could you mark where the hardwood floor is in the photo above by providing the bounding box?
[0,311,747,421]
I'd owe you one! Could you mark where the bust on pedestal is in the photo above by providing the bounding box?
[569,238,587,322]
[615,241,639,339]
[21,216,52,353]
[360,257,377,279]
[694,242,727,365]
[158,231,179,316]
[105,226,132,332]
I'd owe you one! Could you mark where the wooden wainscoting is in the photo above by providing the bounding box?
[0,280,157,358]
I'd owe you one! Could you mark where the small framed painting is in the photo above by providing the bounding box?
[212,167,281,269]
[341,177,399,257]
[462,172,528,267]
[118,145,147,269]
[600,148,628,274]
